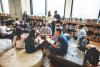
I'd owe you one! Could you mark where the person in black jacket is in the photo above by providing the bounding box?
[25,29,45,53]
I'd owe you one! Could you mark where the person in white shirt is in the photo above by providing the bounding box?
[0,22,12,38]
[74,26,86,40]
[15,18,20,25]
[40,23,52,36]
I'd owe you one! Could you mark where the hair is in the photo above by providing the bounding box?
[54,10,57,14]
[15,18,19,21]
[56,28,62,33]
[1,20,6,26]
[28,29,35,38]
[16,28,23,40]
[79,25,83,29]
[43,23,46,26]
[48,11,51,17]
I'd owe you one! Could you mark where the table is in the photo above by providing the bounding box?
[0,48,43,67]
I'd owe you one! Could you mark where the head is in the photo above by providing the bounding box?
[24,11,27,15]
[1,21,6,26]
[54,10,57,15]
[48,11,51,17]
[55,28,62,36]
[15,18,19,21]
[28,29,35,38]
[42,23,46,27]
[20,20,24,25]
[16,28,23,40]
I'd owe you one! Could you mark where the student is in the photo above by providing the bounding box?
[53,10,60,20]
[0,21,12,38]
[22,11,29,23]
[15,18,20,26]
[25,29,45,53]
[13,28,25,49]
[40,23,52,36]
[74,26,86,40]
[46,11,52,26]
[49,28,68,55]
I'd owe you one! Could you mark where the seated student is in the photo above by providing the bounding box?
[25,29,45,53]
[74,26,86,40]
[19,20,29,33]
[13,28,25,49]
[49,28,68,55]
[40,23,52,36]
[0,21,12,38]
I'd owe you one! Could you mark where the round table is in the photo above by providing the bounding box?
[0,48,43,67]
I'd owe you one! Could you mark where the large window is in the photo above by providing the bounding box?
[0,1,2,13]
[72,0,100,19]
[21,0,30,15]
[2,0,9,14]
[32,0,45,16]
[47,0,65,18]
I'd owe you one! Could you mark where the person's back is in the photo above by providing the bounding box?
[57,34,68,53]
[14,35,25,49]
[25,36,35,53]
[50,28,68,55]
[13,28,24,49]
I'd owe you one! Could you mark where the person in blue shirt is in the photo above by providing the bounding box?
[49,28,68,55]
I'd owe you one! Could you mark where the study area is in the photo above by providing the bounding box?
[0,0,100,67]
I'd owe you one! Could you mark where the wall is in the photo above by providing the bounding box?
[9,0,22,19]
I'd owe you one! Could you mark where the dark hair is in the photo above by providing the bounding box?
[54,10,57,14]
[79,25,83,29]
[16,28,23,40]
[48,11,51,17]
[28,29,35,38]
[15,18,19,21]
[56,28,62,33]
[1,20,6,26]
[43,23,46,26]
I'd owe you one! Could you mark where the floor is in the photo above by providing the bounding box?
[0,38,100,67]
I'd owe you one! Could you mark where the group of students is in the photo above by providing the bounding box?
[12,25,68,55]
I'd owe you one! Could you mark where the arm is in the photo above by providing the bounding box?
[12,36,17,47]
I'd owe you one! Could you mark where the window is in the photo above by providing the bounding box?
[32,0,45,16]
[72,0,100,19]
[2,0,9,14]
[0,1,2,13]
[47,0,65,18]
[21,0,30,15]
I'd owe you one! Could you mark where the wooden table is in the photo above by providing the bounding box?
[0,48,43,67]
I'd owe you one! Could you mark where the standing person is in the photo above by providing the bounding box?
[22,11,29,23]
[53,10,60,20]
[13,28,25,49]
[46,11,52,27]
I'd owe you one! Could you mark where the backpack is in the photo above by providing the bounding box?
[84,48,100,65]
[25,37,35,53]
[78,37,89,52]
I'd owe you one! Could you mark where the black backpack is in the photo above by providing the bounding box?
[78,37,89,52]
[25,37,35,53]
[84,48,100,65]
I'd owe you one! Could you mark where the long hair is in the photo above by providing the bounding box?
[16,28,23,40]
